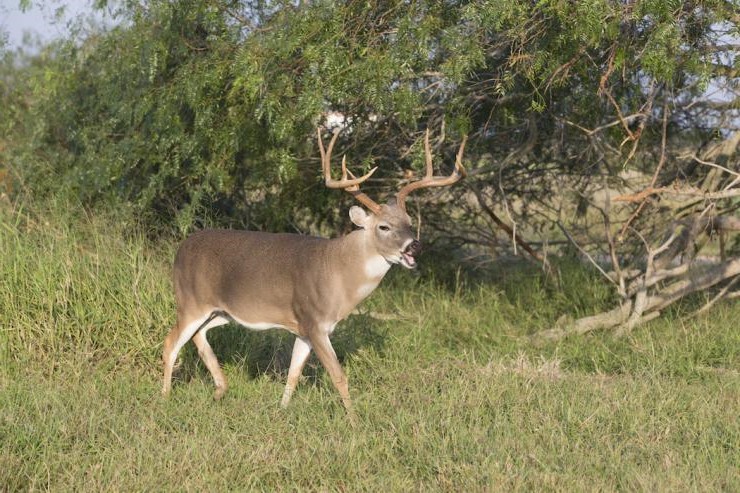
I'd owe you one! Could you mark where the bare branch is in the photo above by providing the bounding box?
[647,258,740,313]
[556,221,616,286]
[469,183,547,265]
[618,100,669,238]
[540,259,740,341]
[682,154,740,178]
[561,113,647,136]
[692,276,740,317]
[613,186,740,203]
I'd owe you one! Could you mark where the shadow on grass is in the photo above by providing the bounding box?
[172,313,387,389]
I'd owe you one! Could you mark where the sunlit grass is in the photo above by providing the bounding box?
[1,201,738,491]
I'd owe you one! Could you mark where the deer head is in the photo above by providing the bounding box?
[318,127,467,269]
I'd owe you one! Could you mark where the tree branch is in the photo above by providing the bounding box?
[469,183,547,265]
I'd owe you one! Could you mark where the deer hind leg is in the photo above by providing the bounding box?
[280,336,312,408]
[162,312,225,396]
[309,331,353,413]
[192,325,230,400]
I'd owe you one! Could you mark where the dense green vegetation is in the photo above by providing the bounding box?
[2,1,737,234]
[2,2,736,317]
[1,202,738,490]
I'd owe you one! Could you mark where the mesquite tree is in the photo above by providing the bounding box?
[1,1,738,331]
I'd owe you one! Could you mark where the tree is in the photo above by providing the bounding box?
[1,0,738,330]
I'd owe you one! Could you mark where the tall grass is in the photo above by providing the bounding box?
[1,200,738,491]
[1,201,172,369]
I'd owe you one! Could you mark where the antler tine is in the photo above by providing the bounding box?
[396,131,468,213]
[341,155,349,181]
[423,128,434,179]
[317,127,382,214]
[318,127,338,178]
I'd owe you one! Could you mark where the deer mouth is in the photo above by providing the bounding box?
[400,250,417,269]
[399,240,421,269]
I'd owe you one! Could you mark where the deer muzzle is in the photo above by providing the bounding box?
[400,239,422,269]
[406,240,422,256]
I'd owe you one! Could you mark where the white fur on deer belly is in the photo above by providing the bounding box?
[229,315,287,331]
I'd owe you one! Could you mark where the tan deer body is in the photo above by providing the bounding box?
[162,128,466,412]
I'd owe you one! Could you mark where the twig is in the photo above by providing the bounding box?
[556,221,616,286]
[630,263,690,295]
[613,186,668,203]
[619,101,670,239]
[621,229,679,334]
[469,184,546,265]
[598,43,618,97]
[648,258,740,313]
[596,180,626,297]
[691,276,740,317]
[614,186,740,203]
[561,113,646,136]
[688,154,740,178]
[545,48,586,92]
[604,89,636,140]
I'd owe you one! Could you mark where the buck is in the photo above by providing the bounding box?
[161,128,467,412]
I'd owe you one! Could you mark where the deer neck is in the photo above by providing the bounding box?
[332,229,391,303]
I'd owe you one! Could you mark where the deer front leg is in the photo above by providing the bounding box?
[281,336,312,408]
[309,331,353,413]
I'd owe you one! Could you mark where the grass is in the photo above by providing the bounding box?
[1,200,738,491]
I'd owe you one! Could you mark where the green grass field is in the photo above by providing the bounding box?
[1,202,738,491]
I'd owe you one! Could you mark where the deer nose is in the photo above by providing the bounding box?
[406,240,422,256]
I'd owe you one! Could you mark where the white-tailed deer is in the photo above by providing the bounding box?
[162,128,467,412]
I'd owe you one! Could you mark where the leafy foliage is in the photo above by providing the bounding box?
[1,1,737,239]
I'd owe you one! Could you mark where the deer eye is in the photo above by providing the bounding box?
[378,224,391,232]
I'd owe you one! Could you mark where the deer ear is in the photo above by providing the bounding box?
[349,206,371,228]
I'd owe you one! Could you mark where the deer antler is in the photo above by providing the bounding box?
[395,129,468,213]
[318,128,382,214]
